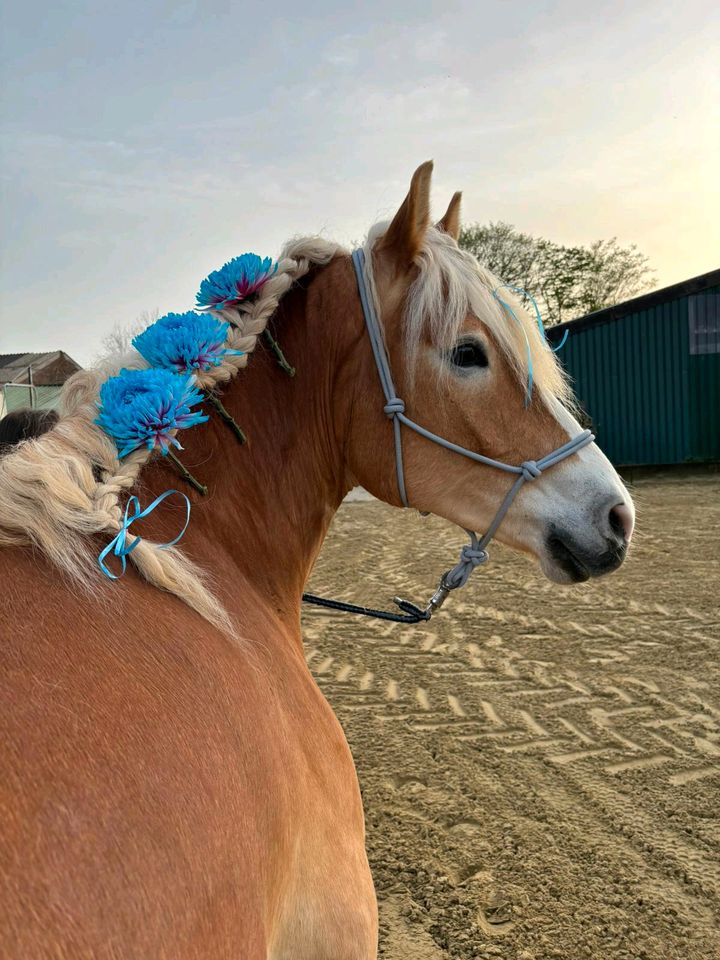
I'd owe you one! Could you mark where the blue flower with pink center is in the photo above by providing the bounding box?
[132,311,243,374]
[196,253,277,310]
[96,367,208,458]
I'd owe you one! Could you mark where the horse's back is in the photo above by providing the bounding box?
[0,547,348,958]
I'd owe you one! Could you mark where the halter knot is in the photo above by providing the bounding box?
[460,544,488,567]
[443,539,489,591]
[384,398,405,417]
[521,460,542,481]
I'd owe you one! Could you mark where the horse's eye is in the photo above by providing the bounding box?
[448,341,488,370]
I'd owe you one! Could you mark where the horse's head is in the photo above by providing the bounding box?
[347,162,634,583]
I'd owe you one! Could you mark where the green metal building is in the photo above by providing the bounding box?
[547,269,720,466]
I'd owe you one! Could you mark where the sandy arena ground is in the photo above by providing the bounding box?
[302,477,720,959]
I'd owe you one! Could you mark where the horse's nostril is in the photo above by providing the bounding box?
[609,503,634,543]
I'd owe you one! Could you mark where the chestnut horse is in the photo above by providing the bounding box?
[0,163,634,958]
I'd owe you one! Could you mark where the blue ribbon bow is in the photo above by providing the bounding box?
[98,489,191,580]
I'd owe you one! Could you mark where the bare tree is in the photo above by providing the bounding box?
[94,310,159,365]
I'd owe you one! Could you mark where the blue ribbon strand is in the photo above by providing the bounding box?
[492,289,534,405]
[98,489,191,580]
[492,284,569,406]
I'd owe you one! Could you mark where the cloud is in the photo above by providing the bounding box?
[323,33,361,67]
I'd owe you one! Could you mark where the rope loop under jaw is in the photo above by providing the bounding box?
[410,531,490,617]
[446,537,490,589]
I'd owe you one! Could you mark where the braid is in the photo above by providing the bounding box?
[0,236,347,633]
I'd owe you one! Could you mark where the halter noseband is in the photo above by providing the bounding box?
[301,248,594,624]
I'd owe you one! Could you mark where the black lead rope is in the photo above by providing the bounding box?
[301,562,470,624]
[301,591,431,624]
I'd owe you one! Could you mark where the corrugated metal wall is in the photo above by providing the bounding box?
[551,284,720,466]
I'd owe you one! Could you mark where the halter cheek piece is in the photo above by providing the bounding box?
[301,249,594,624]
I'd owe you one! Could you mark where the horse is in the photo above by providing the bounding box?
[0,162,634,958]
[0,407,58,452]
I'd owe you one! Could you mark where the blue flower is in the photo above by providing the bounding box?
[96,368,208,458]
[132,311,243,374]
[196,253,277,310]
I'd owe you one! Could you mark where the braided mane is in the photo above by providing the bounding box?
[0,237,345,632]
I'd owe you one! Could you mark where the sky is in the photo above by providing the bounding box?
[1,0,718,366]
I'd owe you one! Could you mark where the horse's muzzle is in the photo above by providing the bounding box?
[546,524,628,582]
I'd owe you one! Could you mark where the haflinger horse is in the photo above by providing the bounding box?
[0,162,634,959]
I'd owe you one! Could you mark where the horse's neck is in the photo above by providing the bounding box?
[140,257,358,628]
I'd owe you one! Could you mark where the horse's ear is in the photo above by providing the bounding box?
[379,160,433,269]
[437,191,462,241]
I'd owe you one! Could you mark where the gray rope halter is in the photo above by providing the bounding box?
[351,247,594,616]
